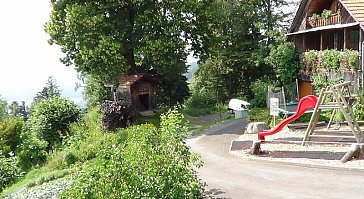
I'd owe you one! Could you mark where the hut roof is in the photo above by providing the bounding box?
[118,74,156,86]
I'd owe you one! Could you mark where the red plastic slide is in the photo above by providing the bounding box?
[257,95,318,140]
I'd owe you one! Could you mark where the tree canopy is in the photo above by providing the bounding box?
[45,0,217,105]
[45,0,214,77]
[191,0,296,103]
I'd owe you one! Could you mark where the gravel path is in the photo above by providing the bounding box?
[188,118,364,199]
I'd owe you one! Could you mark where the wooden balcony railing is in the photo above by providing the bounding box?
[307,14,342,28]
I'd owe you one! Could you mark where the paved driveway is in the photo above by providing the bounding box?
[187,119,364,199]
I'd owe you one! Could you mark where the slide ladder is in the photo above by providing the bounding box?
[302,81,363,145]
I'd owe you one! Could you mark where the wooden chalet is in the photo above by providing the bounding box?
[106,74,157,112]
[288,0,364,98]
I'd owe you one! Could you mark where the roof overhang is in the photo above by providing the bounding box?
[286,22,360,36]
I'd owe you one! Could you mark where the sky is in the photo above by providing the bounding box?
[0,1,198,106]
[0,0,83,105]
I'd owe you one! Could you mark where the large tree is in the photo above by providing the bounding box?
[45,0,216,105]
[192,0,295,102]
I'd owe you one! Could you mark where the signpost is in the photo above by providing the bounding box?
[270,98,279,127]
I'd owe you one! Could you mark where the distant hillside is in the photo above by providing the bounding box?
[185,62,198,81]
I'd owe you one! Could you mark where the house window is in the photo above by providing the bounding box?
[349,30,359,50]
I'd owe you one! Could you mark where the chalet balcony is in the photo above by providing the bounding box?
[307,14,342,28]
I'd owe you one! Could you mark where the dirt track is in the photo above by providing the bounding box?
[187,118,364,199]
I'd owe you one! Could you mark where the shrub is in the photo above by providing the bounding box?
[185,88,218,110]
[183,89,224,116]
[60,109,203,198]
[101,92,137,130]
[250,79,271,108]
[247,108,271,124]
[353,101,364,121]
[0,151,22,193]
[27,97,81,150]
[43,106,117,171]
[0,117,23,156]
[17,129,48,170]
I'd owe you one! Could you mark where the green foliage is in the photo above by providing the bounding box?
[17,130,48,170]
[44,106,116,171]
[8,101,28,121]
[0,117,23,156]
[0,151,22,193]
[265,42,299,86]
[185,88,218,110]
[45,0,214,106]
[156,74,189,107]
[0,96,8,121]
[60,109,203,198]
[310,13,318,23]
[250,79,272,108]
[83,75,110,109]
[303,49,358,73]
[353,101,364,121]
[321,49,340,70]
[33,76,61,103]
[27,97,81,150]
[303,50,319,72]
[321,9,332,20]
[247,108,271,124]
[183,87,227,116]
[341,50,359,71]
[191,56,231,102]
[311,71,342,95]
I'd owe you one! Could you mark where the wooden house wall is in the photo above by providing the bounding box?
[129,80,157,111]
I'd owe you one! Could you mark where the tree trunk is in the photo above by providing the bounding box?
[124,6,137,75]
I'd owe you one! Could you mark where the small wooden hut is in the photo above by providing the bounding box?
[106,74,157,112]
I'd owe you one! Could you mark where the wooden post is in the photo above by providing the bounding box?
[327,109,337,130]
[249,140,262,155]
[343,28,347,50]
[303,35,306,52]
[320,32,323,50]
[302,88,325,145]
[341,143,364,163]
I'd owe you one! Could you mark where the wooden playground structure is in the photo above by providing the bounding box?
[303,81,363,144]
[251,81,364,162]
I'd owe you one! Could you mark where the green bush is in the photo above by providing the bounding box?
[43,106,117,171]
[0,151,22,193]
[247,108,271,124]
[250,79,270,108]
[27,97,81,150]
[185,88,218,109]
[0,117,23,156]
[265,42,299,86]
[353,102,364,121]
[183,89,224,116]
[60,109,203,198]
[17,130,48,170]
